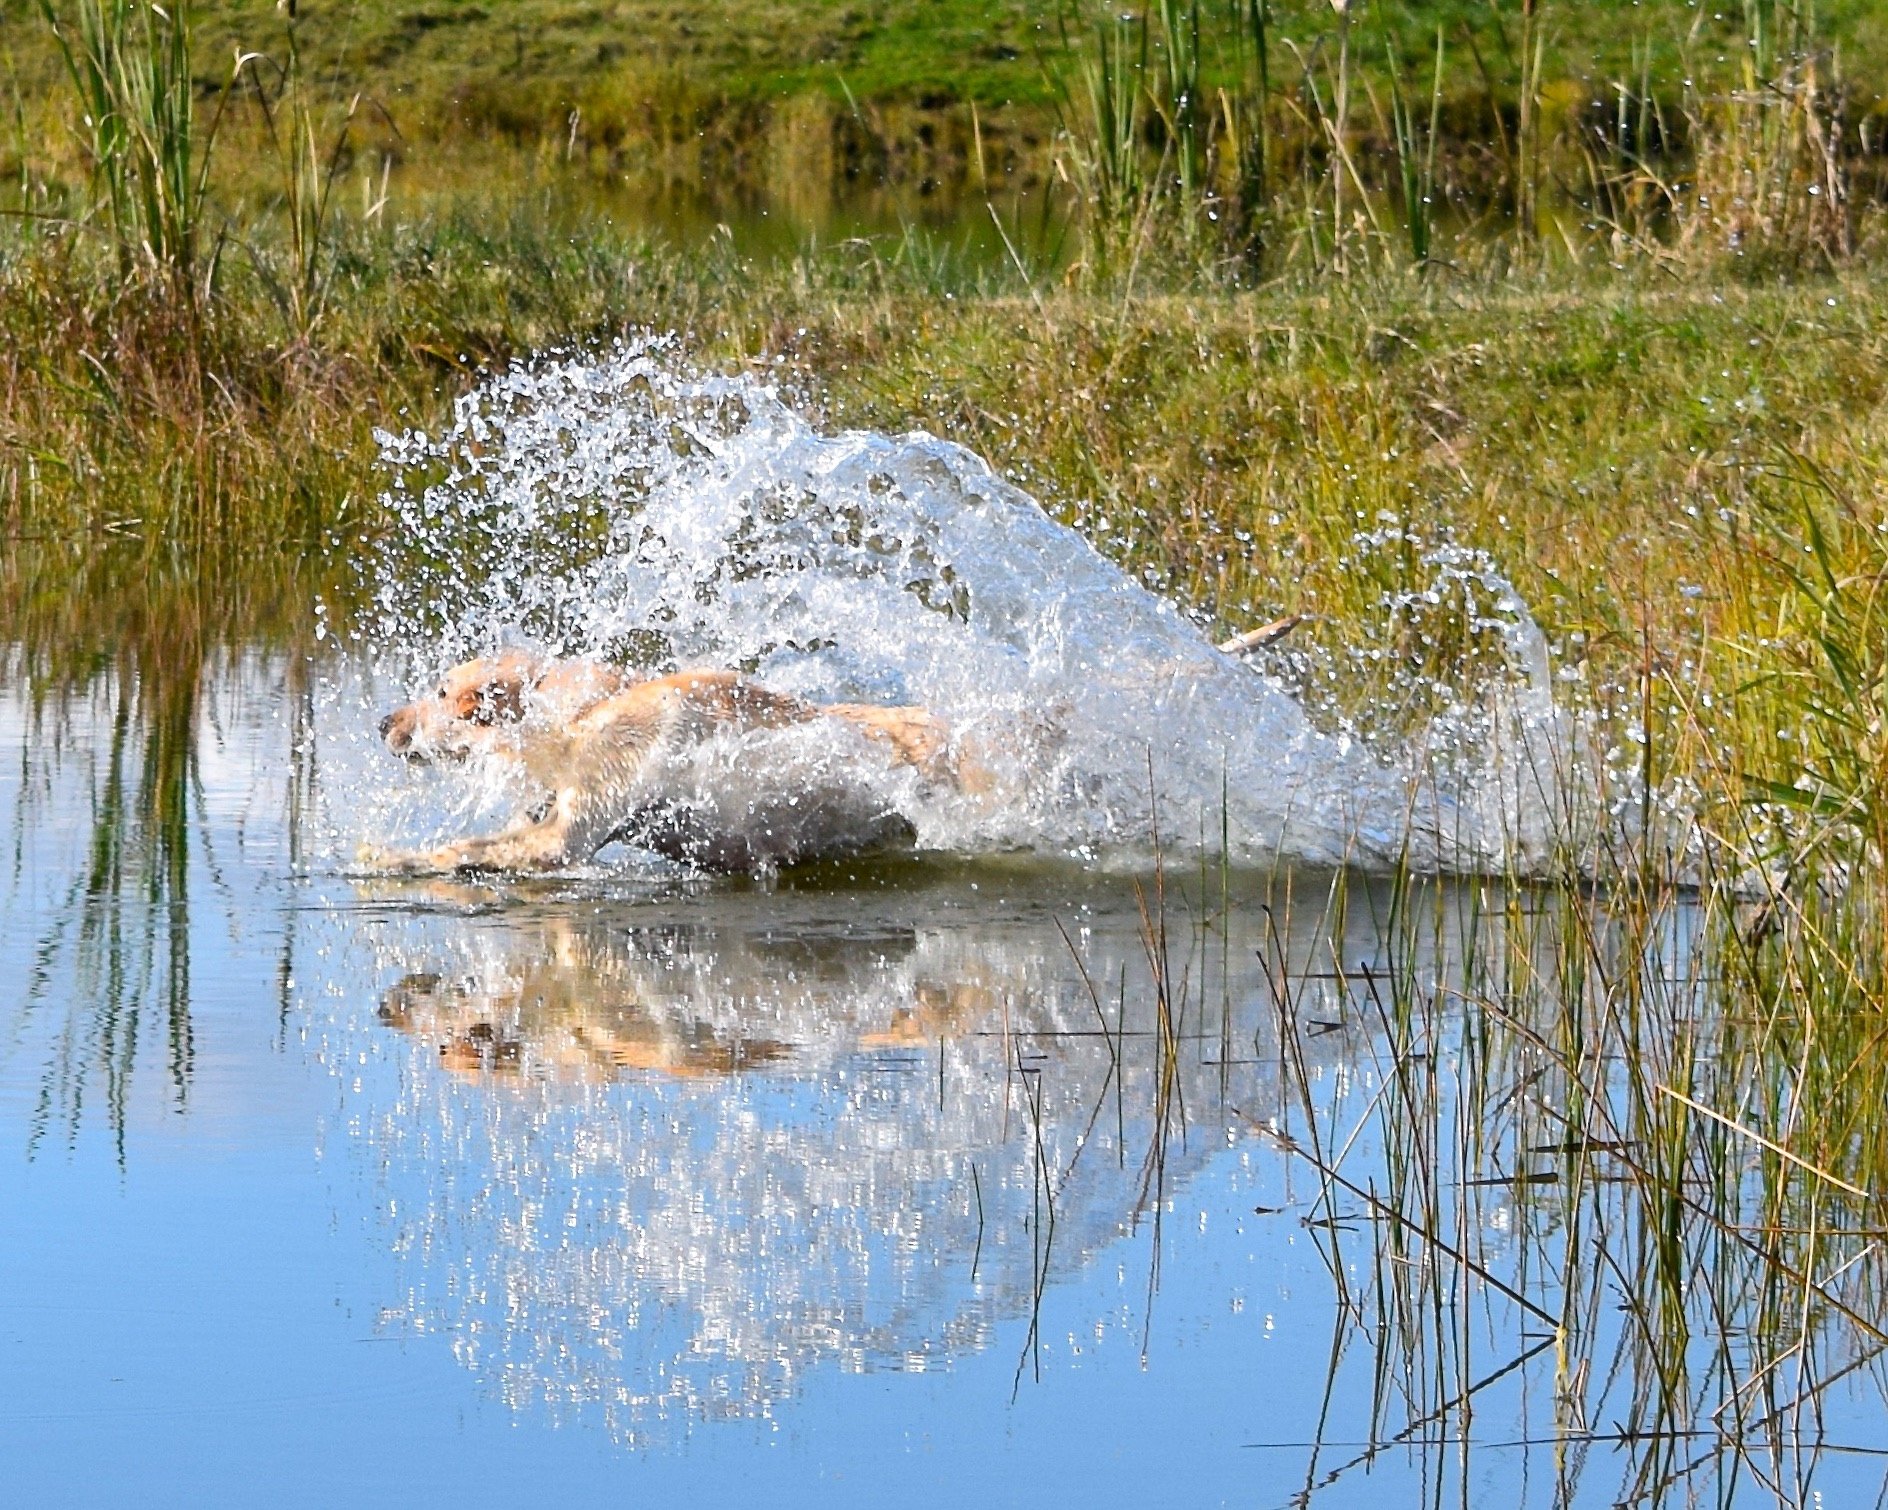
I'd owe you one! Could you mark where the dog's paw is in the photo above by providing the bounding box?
[354,842,438,876]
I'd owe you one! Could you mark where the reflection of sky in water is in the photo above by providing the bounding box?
[324,899,1295,1444]
[6,668,1888,1508]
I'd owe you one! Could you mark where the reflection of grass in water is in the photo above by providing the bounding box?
[76,658,195,1146]
[13,637,198,1156]
[5,545,317,1154]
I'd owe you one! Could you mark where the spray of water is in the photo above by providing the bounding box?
[343,335,1583,876]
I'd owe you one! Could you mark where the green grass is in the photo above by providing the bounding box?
[0,0,1055,128]
[6,0,1888,189]
[8,0,1877,111]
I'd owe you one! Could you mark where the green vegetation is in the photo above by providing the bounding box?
[1235,856,1888,1499]
[4,0,1886,147]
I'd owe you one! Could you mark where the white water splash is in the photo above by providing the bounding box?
[350,335,1580,875]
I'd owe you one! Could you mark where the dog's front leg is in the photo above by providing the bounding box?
[358,804,577,875]
[427,829,570,873]
[429,788,626,873]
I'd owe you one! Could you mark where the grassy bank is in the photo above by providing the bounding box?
[6,0,1887,150]
[7,0,1888,245]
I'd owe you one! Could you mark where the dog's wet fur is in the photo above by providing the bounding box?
[361,651,976,875]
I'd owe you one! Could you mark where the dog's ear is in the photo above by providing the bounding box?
[455,666,529,725]
[462,650,542,724]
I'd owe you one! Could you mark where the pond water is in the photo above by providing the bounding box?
[5,348,1887,1506]
[8,656,1885,1507]
[635,174,1073,273]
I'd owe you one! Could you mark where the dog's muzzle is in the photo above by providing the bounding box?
[379,707,427,759]
[379,707,475,764]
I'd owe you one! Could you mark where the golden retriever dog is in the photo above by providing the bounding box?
[361,649,974,875]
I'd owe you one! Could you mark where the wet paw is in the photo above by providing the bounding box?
[355,842,446,876]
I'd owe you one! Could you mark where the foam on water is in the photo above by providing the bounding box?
[347,336,1578,875]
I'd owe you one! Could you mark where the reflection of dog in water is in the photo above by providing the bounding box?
[380,971,793,1080]
[373,911,1002,1082]
[361,650,987,875]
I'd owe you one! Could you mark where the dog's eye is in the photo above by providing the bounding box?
[436,686,448,699]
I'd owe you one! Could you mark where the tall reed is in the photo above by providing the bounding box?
[1677,0,1854,266]
[237,20,377,337]
[1048,0,1278,280]
[36,0,225,291]
[1217,0,1272,256]
[1514,0,1543,239]
[1244,855,1888,1501]
[1383,21,1444,268]
[1048,6,1150,279]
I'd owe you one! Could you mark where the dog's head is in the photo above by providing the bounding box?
[379,650,543,763]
